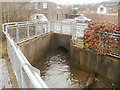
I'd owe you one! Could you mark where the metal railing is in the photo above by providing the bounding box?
[92,31,120,58]
[4,20,119,88]
[73,25,120,58]
[2,22,49,88]
[2,20,80,88]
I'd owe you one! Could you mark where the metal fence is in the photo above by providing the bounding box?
[3,20,119,88]
[72,24,120,58]
[2,20,80,88]
[2,21,79,88]
[92,31,120,58]
[2,22,49,88]
[49,20,75,35]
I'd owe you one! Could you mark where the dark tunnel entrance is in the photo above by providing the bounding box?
[57,46,68,53]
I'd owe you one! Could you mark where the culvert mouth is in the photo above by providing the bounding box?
[57,46,68,53]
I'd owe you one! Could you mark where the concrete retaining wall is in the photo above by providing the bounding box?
[19,33,71,63]
[19,33,54,63]
[53,33,71,52]
[19,33,120,85]
[70,44,120,85]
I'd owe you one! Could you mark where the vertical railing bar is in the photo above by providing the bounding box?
[27,22,30,40]
[42,23,45,35]
[35,22,38,36]
[70,22,73,35]
[16,23,19,43]
[60,21,62,33]
[52,22,54,32]
[46,23,48,33]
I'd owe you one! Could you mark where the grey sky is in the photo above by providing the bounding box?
[0,0,119,4]
[51,0,118,4]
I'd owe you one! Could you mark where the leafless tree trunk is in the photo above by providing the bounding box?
[2,2,36,23]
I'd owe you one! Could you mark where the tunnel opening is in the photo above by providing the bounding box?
[57,46,68,53]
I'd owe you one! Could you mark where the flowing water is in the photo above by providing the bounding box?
[33,48,113,88]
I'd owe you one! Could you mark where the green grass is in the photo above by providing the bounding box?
[76,38,84,43]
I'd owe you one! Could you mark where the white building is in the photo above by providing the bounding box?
[97,1,118,14]
[97,5,107,14]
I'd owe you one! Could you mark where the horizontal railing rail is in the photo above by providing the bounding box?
[2,22,49,88]
[3,20,119,88]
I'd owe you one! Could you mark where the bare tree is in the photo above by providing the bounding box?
[2,2,37,23]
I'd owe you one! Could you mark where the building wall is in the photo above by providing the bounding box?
[47,2,57,20]
[32,2,65,20]
[107,5,118,14]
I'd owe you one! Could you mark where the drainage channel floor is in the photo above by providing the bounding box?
[33,48,114,88]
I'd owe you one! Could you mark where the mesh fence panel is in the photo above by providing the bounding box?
[62,24,71,35]
[54,22,61,33]
[36,23,45,36]
[18,25,27,40]
[7,28,16,42]
[29,25,36,37]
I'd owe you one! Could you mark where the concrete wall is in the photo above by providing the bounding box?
[70,44,120,85]
[19,33,54,63]
[53,33,71,52]
[19,33,71,63]
[20,33,120,85]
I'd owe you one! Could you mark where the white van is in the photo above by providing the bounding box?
[31,14,48,24]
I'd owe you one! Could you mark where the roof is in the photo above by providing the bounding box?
[100,1,118,7]
[57,6,62,9]
[30,0,50,2]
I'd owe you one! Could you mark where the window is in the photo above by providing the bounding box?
[100,8,104,12]
[43,3,47,9]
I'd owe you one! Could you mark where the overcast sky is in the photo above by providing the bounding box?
[51,0,117,5]
[1,0,119,4]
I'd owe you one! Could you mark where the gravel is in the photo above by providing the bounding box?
[0,58,12,89]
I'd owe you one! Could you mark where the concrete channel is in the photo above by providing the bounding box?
[19,32,120,88]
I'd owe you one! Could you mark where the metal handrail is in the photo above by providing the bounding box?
[2,23,48,88]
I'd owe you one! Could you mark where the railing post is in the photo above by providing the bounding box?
[35,22,38,36]
[50,21,54,32]
[50,22,52,32]
[72,22,76,40]
[6,26,8,33]
[52,22,54,32]
[42,23,45,34]
[70,22,73,35]
[46,23,48,33]
[99,32,103,50]
[27,22,30,40]
[16,24,19,43]
[60,21,62,33]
